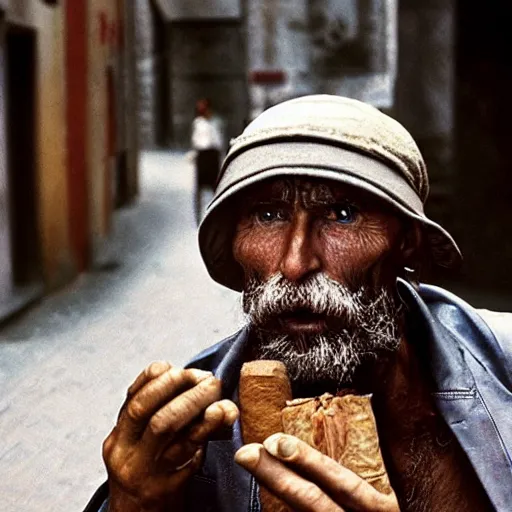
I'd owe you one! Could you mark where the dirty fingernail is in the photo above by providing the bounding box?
[264,434,297,459]
[279,436,298,458]
[235,444,261,467]
[225,407,239,425]
[263,433,282,457]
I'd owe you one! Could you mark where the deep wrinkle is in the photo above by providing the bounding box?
[233,177,405,291]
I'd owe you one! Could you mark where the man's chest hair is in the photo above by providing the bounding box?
[391,427,493,512]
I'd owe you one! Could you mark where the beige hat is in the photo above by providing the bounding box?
[198,95,461,291]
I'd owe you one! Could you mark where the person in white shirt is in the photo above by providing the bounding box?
[191,98,223,224]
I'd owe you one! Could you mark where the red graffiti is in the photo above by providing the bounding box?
[98,11,119,48]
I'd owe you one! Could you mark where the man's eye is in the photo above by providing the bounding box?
[328,204,358,224]
[255,207,286,223]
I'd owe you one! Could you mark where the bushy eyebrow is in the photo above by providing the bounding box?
[244,179,363,208]
[301,182,337,207]
[244,180,296,204]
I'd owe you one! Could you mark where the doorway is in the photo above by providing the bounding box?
[169,20,248,148]
[5,26,42,287]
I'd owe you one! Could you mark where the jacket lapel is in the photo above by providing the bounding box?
[398,279,512,511]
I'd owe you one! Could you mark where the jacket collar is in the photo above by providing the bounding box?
[396,278,476,392]
[398,278,512,510]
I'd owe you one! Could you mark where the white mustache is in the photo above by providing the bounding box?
[243,273,367,328]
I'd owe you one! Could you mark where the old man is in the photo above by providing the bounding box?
[85,95,511,512]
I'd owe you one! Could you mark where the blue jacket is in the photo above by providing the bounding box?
[85,280,512,512]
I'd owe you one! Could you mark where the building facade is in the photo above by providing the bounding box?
[246,0,397,117]
[0,0,139,320]
[0,0,503,312]
[134,0,169,148]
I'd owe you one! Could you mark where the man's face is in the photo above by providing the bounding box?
[232,177,408,393]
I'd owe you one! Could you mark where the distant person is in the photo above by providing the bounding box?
[191,98,223,225]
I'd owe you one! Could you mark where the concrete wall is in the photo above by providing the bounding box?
[134,0,171,149]
[246,0,311,117]
[121,0,140,200]
[134,0,159,148]
[166,0,241,19]
[0,29,12,303]
[37,2,73,288]
[320,0,397,107]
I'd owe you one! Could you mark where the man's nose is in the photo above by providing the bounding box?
[279,211,321,282]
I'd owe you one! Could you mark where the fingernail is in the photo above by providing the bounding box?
[264,434,297,459]
[225,407,240,425]
[263,433,282,457]
[190,369,214,381]
[235,444,261,468]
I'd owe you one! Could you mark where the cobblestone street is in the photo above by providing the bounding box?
[0,152,240,512]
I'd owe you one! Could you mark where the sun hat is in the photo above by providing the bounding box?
[198,94,462,291]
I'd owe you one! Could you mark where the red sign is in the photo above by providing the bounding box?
[250,70,287,85]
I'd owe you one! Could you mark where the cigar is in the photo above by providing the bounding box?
[239,360,292,444]
[239,361,292,511]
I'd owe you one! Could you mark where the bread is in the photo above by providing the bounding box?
[239,361,393,511]
[282,393,393,495]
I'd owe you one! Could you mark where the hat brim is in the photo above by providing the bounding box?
[198,163,462,292]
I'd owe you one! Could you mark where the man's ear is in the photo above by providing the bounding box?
[399,222,423,266]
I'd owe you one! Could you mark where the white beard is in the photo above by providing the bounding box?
[243,273,402,389]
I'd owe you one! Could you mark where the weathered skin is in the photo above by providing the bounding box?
[232,178,412,292]
[103,362,238,512]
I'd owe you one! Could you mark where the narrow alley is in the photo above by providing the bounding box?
[0,152,241,512]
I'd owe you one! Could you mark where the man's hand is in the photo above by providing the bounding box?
[103,361,239,512]
[235,433,400,512]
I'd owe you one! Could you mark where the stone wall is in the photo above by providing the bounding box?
[134,0,167,148]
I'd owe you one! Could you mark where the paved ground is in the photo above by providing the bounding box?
[0,152,241,512]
